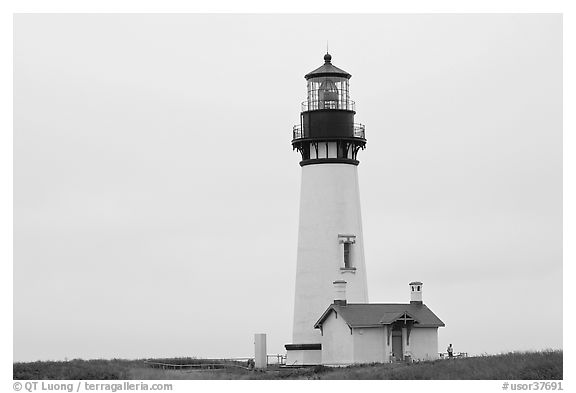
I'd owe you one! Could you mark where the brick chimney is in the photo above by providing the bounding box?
[333,280,347,306]
[409,281,423,305]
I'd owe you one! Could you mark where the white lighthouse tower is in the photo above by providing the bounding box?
[285,53,369,365]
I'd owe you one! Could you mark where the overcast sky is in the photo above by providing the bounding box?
[13,13,562,362]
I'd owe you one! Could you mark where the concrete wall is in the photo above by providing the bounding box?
[292,164,368,344]
[320,311,354,365]
[286,349,322,366]
[352,326,386,363]
[408,328,439,361]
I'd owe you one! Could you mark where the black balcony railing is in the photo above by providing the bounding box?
[293,124,365,140]
[301,99,356,112]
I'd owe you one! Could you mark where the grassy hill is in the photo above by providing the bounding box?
[14,350,562,380]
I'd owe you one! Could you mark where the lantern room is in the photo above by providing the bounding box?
[292,53,366,166]
[303,53,353,111]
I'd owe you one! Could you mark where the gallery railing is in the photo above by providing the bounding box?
[292,124,365,140]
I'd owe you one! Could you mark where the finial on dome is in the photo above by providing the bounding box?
[324,53,332,63]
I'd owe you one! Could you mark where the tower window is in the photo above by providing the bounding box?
[343,242,351,268]
[417,286,420,291]
[338,234,356,269]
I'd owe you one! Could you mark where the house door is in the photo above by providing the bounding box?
[392,331,403,361]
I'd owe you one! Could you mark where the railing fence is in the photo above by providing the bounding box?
[439,352,468,359]
[144,355,286,371]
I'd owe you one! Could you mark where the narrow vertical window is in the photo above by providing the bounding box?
[343,242,351,268]
[338,234,356,270]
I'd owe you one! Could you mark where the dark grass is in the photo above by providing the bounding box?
[13,359,138,380]
[14,350,562,380]
[312,350,563,380]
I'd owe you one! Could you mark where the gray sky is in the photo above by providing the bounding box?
[14,13,562,362]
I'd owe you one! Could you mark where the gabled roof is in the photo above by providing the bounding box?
[305,53,352,80]
[379,311,417,324]
[314,303,445,329]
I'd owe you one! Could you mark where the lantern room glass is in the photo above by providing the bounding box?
[306,76,351,111]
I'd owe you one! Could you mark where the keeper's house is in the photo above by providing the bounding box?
[314,281,444,365]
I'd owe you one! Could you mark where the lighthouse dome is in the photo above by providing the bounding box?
[305,53,352,80]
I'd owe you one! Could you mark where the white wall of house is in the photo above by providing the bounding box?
[408,327,439,361]
[320,319,440,364]
[352,326,386,363]
[320,311,354,365]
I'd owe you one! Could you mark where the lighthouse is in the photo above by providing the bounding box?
[285,53,369,365]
